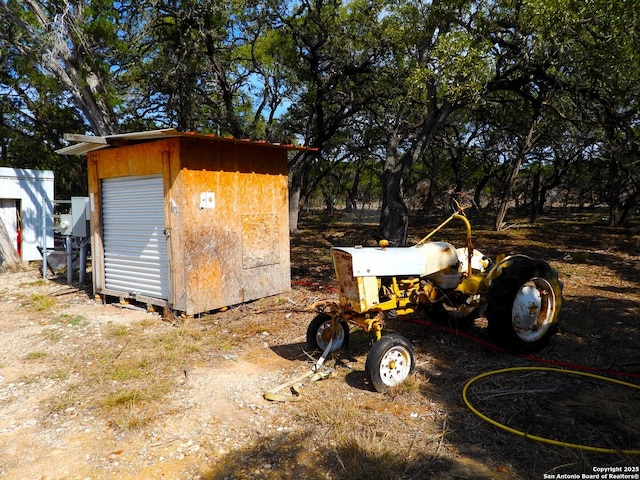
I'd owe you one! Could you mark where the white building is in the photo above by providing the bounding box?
[0,167,54,262]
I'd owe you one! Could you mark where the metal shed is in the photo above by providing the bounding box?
[0,167,54,262]
[57,129,306,315]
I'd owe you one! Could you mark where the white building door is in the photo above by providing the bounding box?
[0,199,20,255]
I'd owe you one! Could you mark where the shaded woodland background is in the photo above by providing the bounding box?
[1,0,639,244]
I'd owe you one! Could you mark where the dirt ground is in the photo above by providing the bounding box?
[1,211,639,480]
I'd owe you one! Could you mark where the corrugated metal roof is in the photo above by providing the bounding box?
[55,128,314,156]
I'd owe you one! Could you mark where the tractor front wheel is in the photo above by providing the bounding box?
[486,256,563,352]
[365,334,416,393]
[306,313,349,352]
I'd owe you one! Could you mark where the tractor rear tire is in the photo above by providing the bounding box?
[306,313,349,352]
[365,334,415,393]
[486,256,563,352]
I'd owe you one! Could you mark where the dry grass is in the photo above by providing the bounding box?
[48,389,80,414]
[27,293,55,311]
[24,351,47,360]
[34,297,292,432]
[4,209,638,479]
[36,316,217,430]
[54,313,89,327]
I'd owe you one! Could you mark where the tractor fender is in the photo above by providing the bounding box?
[484,254,536,289]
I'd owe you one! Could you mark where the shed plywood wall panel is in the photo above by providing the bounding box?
[94,140,178,179]
[241,214,278,268]
[235,159,290,303]
[177,167,242,313]
[175,140,290,314]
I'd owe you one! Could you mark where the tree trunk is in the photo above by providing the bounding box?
[529,168,540,223]
[473,174,492,211]
[288,186,302,233]
[288,151,312,232]
[289,167,305,233]
[494,118,540,231]
[607,155,620,227]
[345,169,361,213]
[618,192,638,227]
[380,166,409,246]
[494,158,523,231]
[380,100,453,245]
[22,0,117,136]
[0,219,24,271]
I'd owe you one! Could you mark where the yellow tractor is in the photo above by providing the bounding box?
[307,202,563,392]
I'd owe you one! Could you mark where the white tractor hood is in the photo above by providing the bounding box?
[332,241,459,278]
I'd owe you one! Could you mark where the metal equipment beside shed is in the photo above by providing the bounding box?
[57,129,307,315]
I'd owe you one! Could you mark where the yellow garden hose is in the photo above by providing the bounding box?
[462,366,640,454]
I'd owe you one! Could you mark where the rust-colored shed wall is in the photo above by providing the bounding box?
[170,139,290,314]
[87,137,290,314]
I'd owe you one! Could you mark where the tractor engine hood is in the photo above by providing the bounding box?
[332,242,459,278]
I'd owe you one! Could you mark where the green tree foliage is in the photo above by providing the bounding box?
[0,0,122,134]
[373,0,494,243]
[124,0,281,136]
[0,0,92,197]
[267,0,388,230]
[480,0,640,227]
[1,0,639,229]
[414,0,640,229]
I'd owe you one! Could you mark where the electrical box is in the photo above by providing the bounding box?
[71,196,89,237]
[58,214,73,236]
[199,192,215,209]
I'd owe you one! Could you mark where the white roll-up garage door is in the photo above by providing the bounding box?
[101,175,169,300]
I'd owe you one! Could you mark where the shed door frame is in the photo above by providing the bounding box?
[101,175,169,301]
